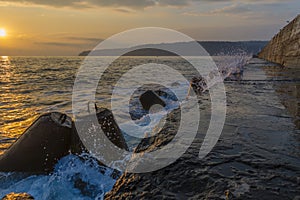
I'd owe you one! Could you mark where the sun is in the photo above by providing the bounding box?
[0,29,6,37]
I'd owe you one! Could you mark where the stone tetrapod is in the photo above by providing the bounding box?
[0,107,129,173]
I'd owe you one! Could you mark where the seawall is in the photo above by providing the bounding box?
[258,14,300,67]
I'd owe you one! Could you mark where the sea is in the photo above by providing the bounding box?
[0,56,299,199]
[0,56,215,199]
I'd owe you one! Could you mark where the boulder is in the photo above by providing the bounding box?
[96,107,128,151]
[104,108,184,200]
[0,107,128,173]
[71,107,129,154]
[0,112,72,173]
[139,90,166,111]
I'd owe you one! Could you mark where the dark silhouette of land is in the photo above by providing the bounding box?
[79,41,267,56]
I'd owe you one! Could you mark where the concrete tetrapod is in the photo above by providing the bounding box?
[0,112,72,173]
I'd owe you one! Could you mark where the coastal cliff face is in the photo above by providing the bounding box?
[258,14,300,67]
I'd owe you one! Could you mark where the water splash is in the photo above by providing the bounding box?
[0,55,251,198]
[190,52,251,95]
[0,154,117,199]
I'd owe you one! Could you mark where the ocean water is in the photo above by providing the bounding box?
[3,55,298,199]
[0,55,223,199]
[0,154,116,199]
[0,55,246,145]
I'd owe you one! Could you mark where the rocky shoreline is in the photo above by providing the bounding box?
[0,57,299,199]
[105,58,300,200]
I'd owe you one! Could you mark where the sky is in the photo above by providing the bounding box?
[0,0,299,56]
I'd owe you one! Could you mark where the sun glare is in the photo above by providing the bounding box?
[0,29,6,37]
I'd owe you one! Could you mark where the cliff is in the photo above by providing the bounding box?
[258,14,300,67]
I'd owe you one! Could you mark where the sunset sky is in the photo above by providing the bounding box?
[0,0,299,56]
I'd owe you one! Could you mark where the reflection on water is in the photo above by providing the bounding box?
[1,56,298,155]
[263,65,300,129]
[0,56,37,152]
[0,56,299,199]
[0,56,247,155]
[0,56,83,154]
[277,83,300,129]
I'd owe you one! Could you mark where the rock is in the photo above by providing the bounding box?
[190,76,207,95]
[2,193,34,200]
[134,108,180,153]
[105,108,186,200]
[155,89,178,101]
[258,14,300,68]
[71,107,129,154]
[105,60,300,199]
[139,90,166,111]
[0,112,72,173]
[96,107,129,151]
[0,107,128,173]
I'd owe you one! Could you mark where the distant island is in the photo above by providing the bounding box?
[79,41,268,56]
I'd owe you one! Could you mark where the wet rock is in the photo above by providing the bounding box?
[0,112,73,173]
[71,107,129,154]
[190,76,207,95]
[134,108,180,153]
[139,90,166,111]
[2,192,34,200]
[96,107,128,151]
[105,59,300,199]
[155,89,178,101]
[0,107,128,173]
[105,108,187,200]
[129,88,176,120]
